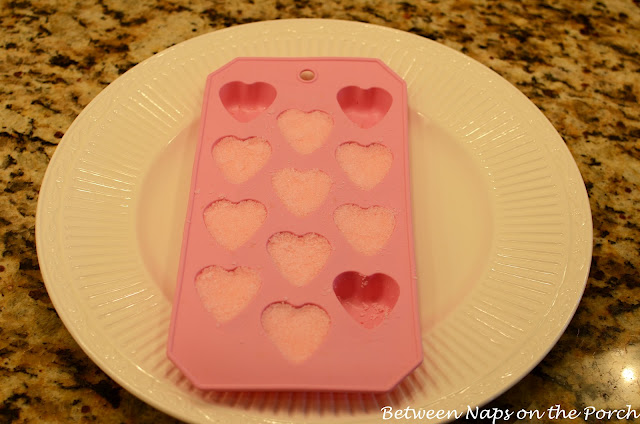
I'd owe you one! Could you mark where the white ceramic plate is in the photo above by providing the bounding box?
[36,19,592,423]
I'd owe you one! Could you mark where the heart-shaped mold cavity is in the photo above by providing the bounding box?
[261,302,331,363]
[219,81,276,122]
[277,109,333,154]
[333,204,396,256]
[337,86,392,129]
[203,199,267,250]
[195,266,261,323]
[333,272,400,329]
[267,232,332,287]
[335,142,393,190]
[212,136,271,184]
[272,168,332,216]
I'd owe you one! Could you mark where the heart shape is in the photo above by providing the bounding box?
[335,142,393,190]
[267,232,332,287]
[333,272,400,329]
[212,136,271,184]
[277,109,333,154]
[272,168,332,216]
[337,86,392,129]
[195,266,261,323]
[203,199,267,250]
[333,204,395,255]
[261,302,331,363]
[219,81,276,122]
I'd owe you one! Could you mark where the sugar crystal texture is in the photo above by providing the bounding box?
[334,204,396,255]
[272,168,332,216]
[267,232,332,286]
[261,303,331,363]
[195,266,261,322]
[203,199,267,250]
[335,142,393,190]
[277,109,333,154]
[212,136,271,183]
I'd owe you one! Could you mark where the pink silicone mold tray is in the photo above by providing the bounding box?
[167,58,422,392]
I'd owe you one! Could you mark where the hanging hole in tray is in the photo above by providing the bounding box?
[299,69,316,82]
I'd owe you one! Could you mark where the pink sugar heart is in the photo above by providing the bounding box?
[333,271,400,329]
[195,266,261,323]
[335,142,393,190]
[212,136,271,184]
[277,109,333,154]
[272,168,332,216]
[261,302,331,363]
[203,199,267,250]
[219,81,276,122]
[267,232,332,287]
[333,204,396,255]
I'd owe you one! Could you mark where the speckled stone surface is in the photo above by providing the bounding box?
[0,0,639,423]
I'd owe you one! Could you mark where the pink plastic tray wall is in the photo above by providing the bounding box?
[167,58,422,392]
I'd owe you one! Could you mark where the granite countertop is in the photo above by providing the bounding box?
[1,0,639,423]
